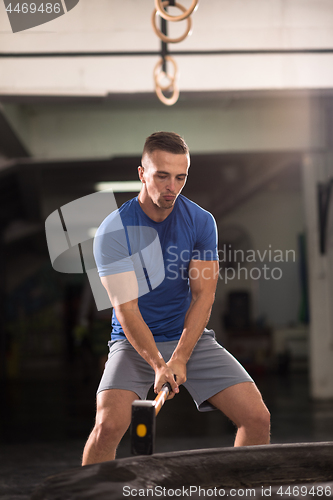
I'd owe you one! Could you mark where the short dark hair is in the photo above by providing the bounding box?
[142,131,189,158]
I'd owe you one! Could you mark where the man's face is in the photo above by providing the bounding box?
[139,150,189,210]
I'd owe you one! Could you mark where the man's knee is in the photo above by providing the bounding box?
[93,417,129,446]
[94,388,136,442]
[254,404,270,429]
[242,403,270,433]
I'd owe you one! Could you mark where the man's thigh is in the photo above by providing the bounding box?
[208,381,268,427]
[96,388,138,427]
[184,329,254,411]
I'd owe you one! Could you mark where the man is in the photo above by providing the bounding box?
[82,132,270,465]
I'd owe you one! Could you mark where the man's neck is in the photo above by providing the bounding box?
[137,193,174,223]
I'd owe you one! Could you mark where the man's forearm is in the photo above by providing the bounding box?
[116,307,166,371]
[170,294,213,364]
[170,259,218,366]
[115,306,179,394]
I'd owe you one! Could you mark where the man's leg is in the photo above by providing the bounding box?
[208,381,270,446]
[82,388,138,465]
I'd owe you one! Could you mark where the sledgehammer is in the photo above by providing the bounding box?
[131,382,172,455]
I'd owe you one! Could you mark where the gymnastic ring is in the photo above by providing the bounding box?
[155,70,174,91]
[152,1,192,43]
[155,82,180,106]
[154,59,177,92]
[154,0,198,22]
[154,56,178,91]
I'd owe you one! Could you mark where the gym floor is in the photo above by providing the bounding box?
[1,369,333,500]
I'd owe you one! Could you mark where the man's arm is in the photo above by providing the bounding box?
[100,272,179,395]
[167,260,219,385]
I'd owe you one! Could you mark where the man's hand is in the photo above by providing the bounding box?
[154,365,179,399]
[167,356,187,386]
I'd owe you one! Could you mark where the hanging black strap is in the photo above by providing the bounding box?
[160,0,175,72]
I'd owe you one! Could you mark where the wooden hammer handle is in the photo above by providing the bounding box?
[154,382,172,416]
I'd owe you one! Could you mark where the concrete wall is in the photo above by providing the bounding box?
[2,94,321,159]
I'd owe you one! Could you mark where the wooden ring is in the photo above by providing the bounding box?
[152,1,192,43]
[155,71,174,91]
[154,0,198,22]
[154,56,178,91]
[155,83,180,106]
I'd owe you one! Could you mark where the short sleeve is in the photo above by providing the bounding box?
[93,210,134,277]
[93,228,134,277]
[93,212,165,298]
[192,211,219,261]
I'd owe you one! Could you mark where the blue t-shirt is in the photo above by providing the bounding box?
[93,195,218,341]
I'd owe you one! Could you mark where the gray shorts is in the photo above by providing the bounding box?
[97,329,253,412]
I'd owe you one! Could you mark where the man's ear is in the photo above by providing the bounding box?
[138,166,145,183]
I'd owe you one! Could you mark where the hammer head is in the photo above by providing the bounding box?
[131,400,156,455]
